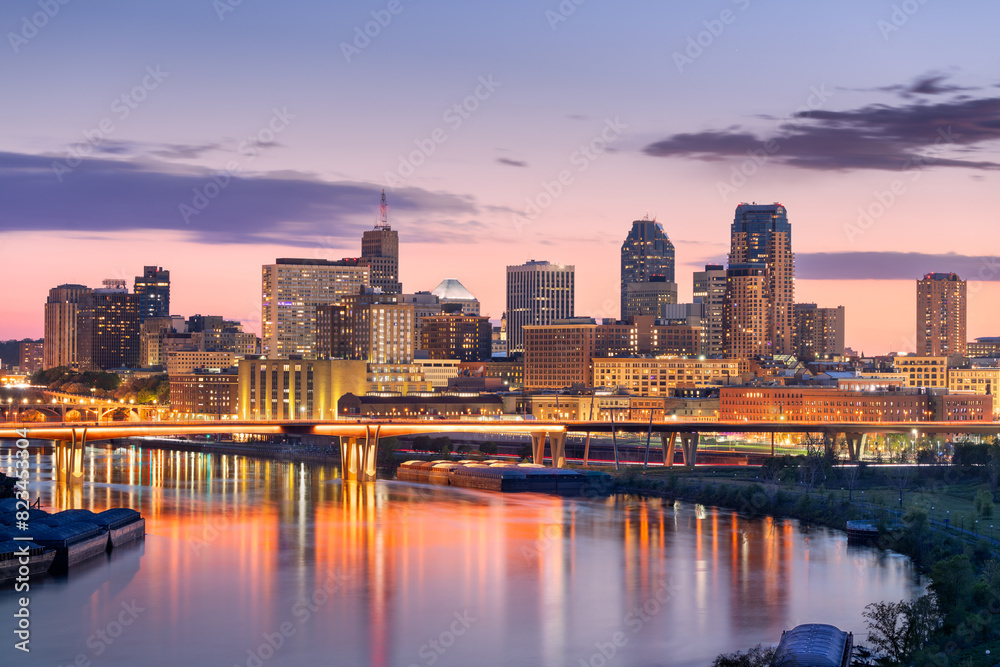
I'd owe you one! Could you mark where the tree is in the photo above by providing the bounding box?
[929,555,975,631]
[975,488,995,518]
[987,445,1000,502]
[883,466,913,508]
[841,463,863,501]
[480,441,498,456]
[412,435,433,452]
[862,595,941,665]
[711,644,776,667]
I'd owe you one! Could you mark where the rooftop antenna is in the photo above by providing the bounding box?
[375,189,390,230]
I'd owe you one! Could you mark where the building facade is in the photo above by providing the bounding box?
[968,337,1000,358]
[917,273,966,357]
[76,289,140,370]
[506,260,575,354]
[43,284,92,369]
[238,358,368,420]
[725,203,795,357]
[133,266,170,323]
[261,258,369,359]
[948,367,1000,417]
[169,371,238,418]
[693,264,727,356]
[165,350,236,375]
[794,304,846,360]
[419,313,492,362]
[720,387,951,423]
[19,340,44,374]
[623,277,678,319]
[592,357,743,396]
[620,217,676,320]
[315,289,414,364]
[894,356,950,388]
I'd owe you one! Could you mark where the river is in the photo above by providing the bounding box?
[1,442,923,666]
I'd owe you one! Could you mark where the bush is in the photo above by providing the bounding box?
[712,644,775,667]
[975,489,995,518]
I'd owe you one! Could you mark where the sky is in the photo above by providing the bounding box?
[1,0,998,354]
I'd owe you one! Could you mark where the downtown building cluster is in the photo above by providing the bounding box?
[21,197,999,424]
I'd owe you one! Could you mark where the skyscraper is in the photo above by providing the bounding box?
[76,284,140,370]
[506,260,575,354]
[361,190,402,294]
[620,217,676,320]
[261,258,369,359]
[917,273,966,356]
[134,266,170,322]
[693,264,727,356]
[43,284,92,369]
[725,203,795,358]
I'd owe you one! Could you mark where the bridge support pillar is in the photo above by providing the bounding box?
[340,426,379,482]
[531,432,547,465]
[679,433,699,467]
[58,429,86,484]
[660,432,677,467]
[549,432,567,468]
[582,433,591,467]
[844,432,868,462]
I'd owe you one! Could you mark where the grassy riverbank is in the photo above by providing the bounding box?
[601,460,1000,666]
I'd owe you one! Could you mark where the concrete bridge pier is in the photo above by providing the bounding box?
[531,432,547,465]
[679,433,699,467]
[843,432,869,462]
[56,428,86,484]
[340,426,379,482]
[549,432,567,468]
[659,432,677,467]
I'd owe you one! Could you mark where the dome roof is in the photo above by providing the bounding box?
[431,279,477,301]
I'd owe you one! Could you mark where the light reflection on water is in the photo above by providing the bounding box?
[1,444,923,667]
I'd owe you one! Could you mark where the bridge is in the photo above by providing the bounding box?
[1,418,997,482]
[2,391,168,422]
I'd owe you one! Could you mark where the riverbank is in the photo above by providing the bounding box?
[604,464,1000,666]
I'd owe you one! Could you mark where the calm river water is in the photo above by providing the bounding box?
[1,443,923,667]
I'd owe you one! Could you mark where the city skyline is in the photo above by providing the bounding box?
[1,0,998,354]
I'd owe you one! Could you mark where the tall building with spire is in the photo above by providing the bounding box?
[620,217,676,320]
[361,190,402,294]
[724,203,794,358]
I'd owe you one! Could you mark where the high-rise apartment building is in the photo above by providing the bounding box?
[261,258,369,359]
[133,266,170,323]
[917,273,966,357]
[794,304,846,360]
[620,217,676,320]
[693,264,727,356]
[315,288,414,364]
[76,287,140,370]
[506,260,575,354]
[361,190,402,294]
[725,203,794,358]
[43,284,92,369]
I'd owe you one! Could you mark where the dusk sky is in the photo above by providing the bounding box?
[2,0,998,353]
